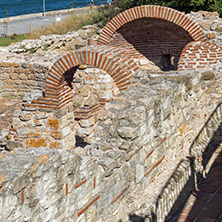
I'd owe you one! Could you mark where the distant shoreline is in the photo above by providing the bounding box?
[0,5,103,23]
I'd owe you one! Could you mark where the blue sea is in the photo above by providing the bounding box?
[0,0,105,18]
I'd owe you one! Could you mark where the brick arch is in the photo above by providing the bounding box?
[30,45,139,110]
[98,5,207,45]
[178,41,222,71]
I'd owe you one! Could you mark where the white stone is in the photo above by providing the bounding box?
[77,213,86,222]
[139,59,149,66]
[136,164,144,183]
[3,195,18,219]
[79,117,96,128]
[61,126,72,138]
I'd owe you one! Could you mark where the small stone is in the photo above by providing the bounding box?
[201,71,215,80]
[34,112,48,120]
[117,126,139,140]
[98,155,116,177]
[6,141,23,150]
[207,32,216,39]
[215,26,222,32]
[73,95,84,107]
[136,164,144,183]
[84,94,98,107]
[19,114,32,122]
[79,117,96,128]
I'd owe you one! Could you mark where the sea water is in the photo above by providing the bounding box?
[0,0,105,18]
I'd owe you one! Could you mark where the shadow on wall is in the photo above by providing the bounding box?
[170,150,222,222]
[109,18,194,71]
[127,102,222,221]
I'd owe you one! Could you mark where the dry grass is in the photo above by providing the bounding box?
[27,6,118,39]
[27,11,94,39]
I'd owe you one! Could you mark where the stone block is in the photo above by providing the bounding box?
[136,164,144,183]
[19,113,32,122]
[99,90,112,100]
[51,130,63,140]
[139,59,150,66]
[215,26,222,32]
[64,131,76,149]
[48,118,61,129]
[98,155,116,177]
[61,126,72,138]
[207,32,216,39]
[34,111,48,120]
[79,117,96,128]
[54,106,67,118]
[6,141,23,150]
[77,127,94,137]
[84,94,99,107]
[25,138,47,148]
[17,127,35,138]
[117,126,139,140]
[201,71,215,80]
[50,141,62,149]
[73,95,84,107]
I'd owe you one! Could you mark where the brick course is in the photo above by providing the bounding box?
[0,62,46,99]
[178,41,222,70]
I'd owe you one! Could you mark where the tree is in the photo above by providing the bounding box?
[115,0,222,17]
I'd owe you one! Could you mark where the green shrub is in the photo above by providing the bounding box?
[42,43,48,51]
[29,47,36,54]
[116,0,222,17]
[92,5,119,27]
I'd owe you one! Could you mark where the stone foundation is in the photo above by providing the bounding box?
[0,65,221,221]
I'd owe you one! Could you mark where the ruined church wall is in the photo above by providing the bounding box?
[0,61,47,99]
[0,68,221,222]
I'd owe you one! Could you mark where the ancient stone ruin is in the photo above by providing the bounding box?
[0,5,222,222]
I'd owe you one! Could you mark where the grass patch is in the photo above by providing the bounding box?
[28,6,119,39]
[0,34,26,46]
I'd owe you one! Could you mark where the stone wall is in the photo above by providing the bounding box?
[187,11,222,46]
[0,64,221,221]
[0,62,46,99]
[0,52,64,100]
[1,66,119,151]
